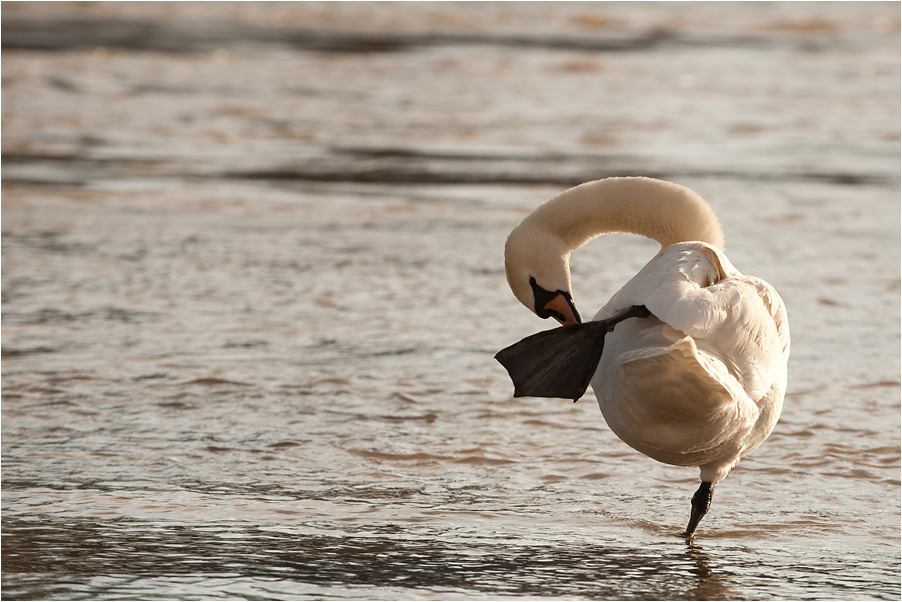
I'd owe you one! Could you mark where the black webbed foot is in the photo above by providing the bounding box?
[495,305,651,401]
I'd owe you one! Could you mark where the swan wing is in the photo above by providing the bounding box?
[619,335,734,412]
[659,276,786,401]
[600,242,789,402]
[617,335,755,453]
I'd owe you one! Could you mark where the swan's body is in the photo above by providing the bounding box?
[498,177,790,536]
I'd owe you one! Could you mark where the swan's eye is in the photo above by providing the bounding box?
[528,277,552,317]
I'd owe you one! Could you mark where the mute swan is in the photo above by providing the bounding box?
[495,177,789,537]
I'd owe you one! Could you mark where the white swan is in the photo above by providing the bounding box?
[496,176,790,536]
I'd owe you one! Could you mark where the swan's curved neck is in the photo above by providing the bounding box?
[523,177,725,252]
[504,177,725,317]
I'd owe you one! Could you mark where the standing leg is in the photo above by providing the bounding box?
[684,481,713,537]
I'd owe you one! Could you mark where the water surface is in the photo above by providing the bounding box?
[2,2,900,600]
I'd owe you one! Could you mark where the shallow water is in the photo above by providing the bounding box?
[2,2,900,600]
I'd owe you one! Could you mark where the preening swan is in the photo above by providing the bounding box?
[495,176,790,537]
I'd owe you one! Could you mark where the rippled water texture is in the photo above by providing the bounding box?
[2,2,900,600]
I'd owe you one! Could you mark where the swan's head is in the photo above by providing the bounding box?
[504,221,581,326]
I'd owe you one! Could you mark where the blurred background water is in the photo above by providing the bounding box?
[2,2,899,600]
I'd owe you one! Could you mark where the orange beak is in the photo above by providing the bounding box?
[541,292,581,326]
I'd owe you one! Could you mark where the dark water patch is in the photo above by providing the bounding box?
[1,18,829,57]
[850,380,901,389]
[176,378,252,387]
[133,373,171,381]
[228,164,896,188]
[225,145,900,187]
[3,515,899,601]
[1,229,97,254]
[2,153,169,186]
[266,441,303,449]
[4,147,894,189]
[0,476,424,506]
[0,176,89,188]
[1,306,158,326]
[1,346,59,358]
[222,339,269,349]
[1,152,171,187]
[1,151,158,167]
[0,515,726,600]
[155,400,195,410]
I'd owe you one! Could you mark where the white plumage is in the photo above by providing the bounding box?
[499,176,790,536]
[592,241,789,485]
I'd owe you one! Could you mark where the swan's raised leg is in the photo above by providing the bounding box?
[602,304,651,330]
[684,481,713,537]
[495,305,651,401]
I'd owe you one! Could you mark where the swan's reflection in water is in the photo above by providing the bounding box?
[3,515,744,600]
[685,540,736,600]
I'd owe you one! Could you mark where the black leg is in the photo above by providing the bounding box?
[684,481,713,537]
[601,305,651,332]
